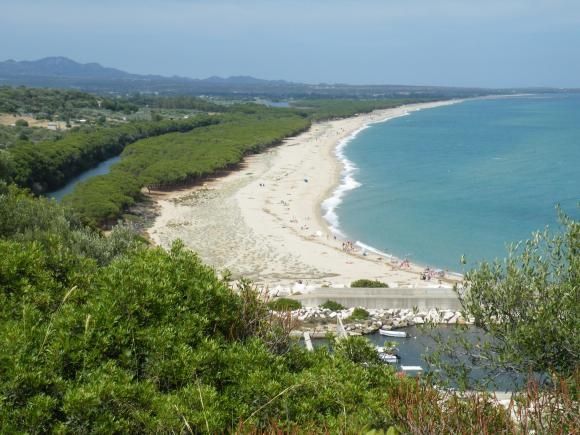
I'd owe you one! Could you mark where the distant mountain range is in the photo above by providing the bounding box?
[0,57,133,79]
[0,56,568,98]
[0,57,293,84]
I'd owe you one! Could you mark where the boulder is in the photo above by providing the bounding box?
[442,311,454,322]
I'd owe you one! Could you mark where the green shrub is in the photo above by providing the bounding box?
[267,297,302,311]
[320,300,345,311]
[349,307,370,321]
[1,187,574,433]
[351,279,389,288]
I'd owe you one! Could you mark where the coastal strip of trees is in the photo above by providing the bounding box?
[2,115,220,193]
[293,98,431,121]
[64,112,311,225]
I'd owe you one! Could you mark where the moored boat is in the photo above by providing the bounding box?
[379,329,408,338]
[378,353,399,364]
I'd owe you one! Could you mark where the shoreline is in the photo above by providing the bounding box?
[146,101,464,293]
[319,100,462,264]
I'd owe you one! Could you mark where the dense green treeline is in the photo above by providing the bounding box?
[0,123,63,149]
[2,115,219,193]
[0,86,137,119]
[125,94,226,112]
[64,113,310,224]
[294,98,429,121]
[0,185,522,433]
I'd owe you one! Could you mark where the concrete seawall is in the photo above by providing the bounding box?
[287,287,461,310]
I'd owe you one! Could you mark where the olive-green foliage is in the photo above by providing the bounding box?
[126,94,226,112]
[0,86,106,117]
[320,300,345,311]
[1,187,571,432]
[0,187,405,433]
[439,213,580,385]
[333,336,381,365]
[64,112,310,225]
[4,115,219,193]
[350,307,371,321]
[0,183,142,266]
[294,98,429,121]
[351,279,389,288]
[268,298,302,311]
[0,122,63,149]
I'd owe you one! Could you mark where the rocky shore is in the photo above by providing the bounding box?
[288,307,472,338]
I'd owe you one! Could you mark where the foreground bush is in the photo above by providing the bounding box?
[351,279,389,288]
[1,188,576,433]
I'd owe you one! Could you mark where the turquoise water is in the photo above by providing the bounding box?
[47,155,121,201]
[331,95,580,272]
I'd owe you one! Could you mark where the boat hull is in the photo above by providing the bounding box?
[379,329,407,338]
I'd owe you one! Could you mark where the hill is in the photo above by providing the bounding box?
[0,56,513,99]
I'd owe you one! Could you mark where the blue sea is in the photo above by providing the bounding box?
[324,94,580,272]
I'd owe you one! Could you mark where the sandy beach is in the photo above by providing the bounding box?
[147,101,463,294]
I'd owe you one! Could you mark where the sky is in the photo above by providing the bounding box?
[1,0,580,88]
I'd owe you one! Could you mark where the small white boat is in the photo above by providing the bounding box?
[378,353,399,364]
[379,329,408,338]
[376,345,400,364]
[401,365,423,372]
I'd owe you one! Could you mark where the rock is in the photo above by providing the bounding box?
[426,310,441,323]
[381,325,393,331]
[329,312,337,318]
[443,311,454,322]
[412,316,424,324]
